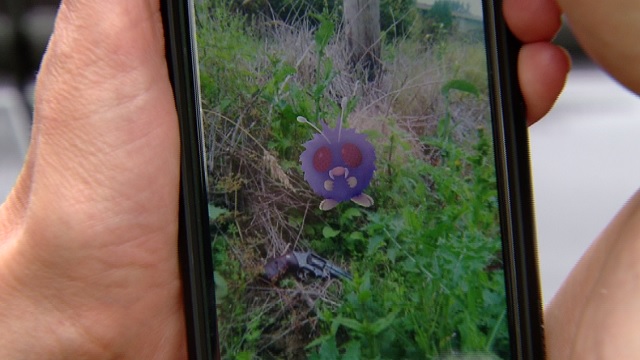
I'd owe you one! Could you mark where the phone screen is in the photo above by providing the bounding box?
[194,0,521,358]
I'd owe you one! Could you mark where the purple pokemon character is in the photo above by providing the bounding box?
[298,99,376,211]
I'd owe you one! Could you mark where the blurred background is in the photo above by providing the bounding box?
[0,0,58,198]
[530,25,640,303]
[1,2,639,305]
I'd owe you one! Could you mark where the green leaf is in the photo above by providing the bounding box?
[342,341,362,360]
[208,204,229,222]
[218,98,232,112]
[213,271,228,302]
[359,272,372,291]
[441,79,479,97]
[235,351,254,360]
[387,248,397,263]
[273,63,296,84]
[322,226,340,239]
[341,207,362,221]
[318,337,339,360]
[305,334,334,350]
[313,16,335,53]
[437,113,452,139]
[357,289,372,303]
[366,235,385,255]
[334,317,364,332]
[370,311,399,335]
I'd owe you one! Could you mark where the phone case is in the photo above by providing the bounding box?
[162,0,544,358]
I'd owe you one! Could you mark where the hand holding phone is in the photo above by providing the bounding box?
[0,0,577,359]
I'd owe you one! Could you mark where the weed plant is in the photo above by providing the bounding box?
[198,0,508,358]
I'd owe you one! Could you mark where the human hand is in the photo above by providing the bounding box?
[0,1,185,358]
[558,0,640,96]
[505,1,640,359]
[542,188,640,360]
[505,0,640,125]
[503,0,571,125]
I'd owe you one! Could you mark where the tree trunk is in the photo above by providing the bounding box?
[343,0,381,82]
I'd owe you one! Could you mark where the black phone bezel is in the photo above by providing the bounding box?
[162,1,220,359]
[162,0,545,358]
[482,1,546,358]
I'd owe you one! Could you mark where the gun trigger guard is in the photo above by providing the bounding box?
[298,269,309,281]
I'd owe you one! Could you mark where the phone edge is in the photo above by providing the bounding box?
[483,0,546,358]
[161,1,219,359]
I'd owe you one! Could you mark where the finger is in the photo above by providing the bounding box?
[518,42,571,125]
[558,0,640,95]
[503,0,563,43]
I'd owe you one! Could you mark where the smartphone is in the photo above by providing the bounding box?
[163,0,544,358]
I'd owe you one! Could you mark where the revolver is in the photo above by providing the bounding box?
[263,251,353,283]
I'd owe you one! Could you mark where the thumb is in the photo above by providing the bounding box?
[11,0,180,248]
[0,1,186,357]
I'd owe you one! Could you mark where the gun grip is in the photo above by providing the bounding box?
[263,253,297,282]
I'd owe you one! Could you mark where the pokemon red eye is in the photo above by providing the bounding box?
[313,146,332,172]
[341,143,363,168]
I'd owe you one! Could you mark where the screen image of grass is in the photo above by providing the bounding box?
[198,0,509,358]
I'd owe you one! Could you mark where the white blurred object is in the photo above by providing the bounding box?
[0,86,30,154]
[0,85,29,202]
[530,64,640,304]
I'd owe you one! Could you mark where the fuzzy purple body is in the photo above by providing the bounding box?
[300,123,376,203]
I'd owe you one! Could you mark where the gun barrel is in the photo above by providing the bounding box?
[305,252,353,281]
[327,264,353,280]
